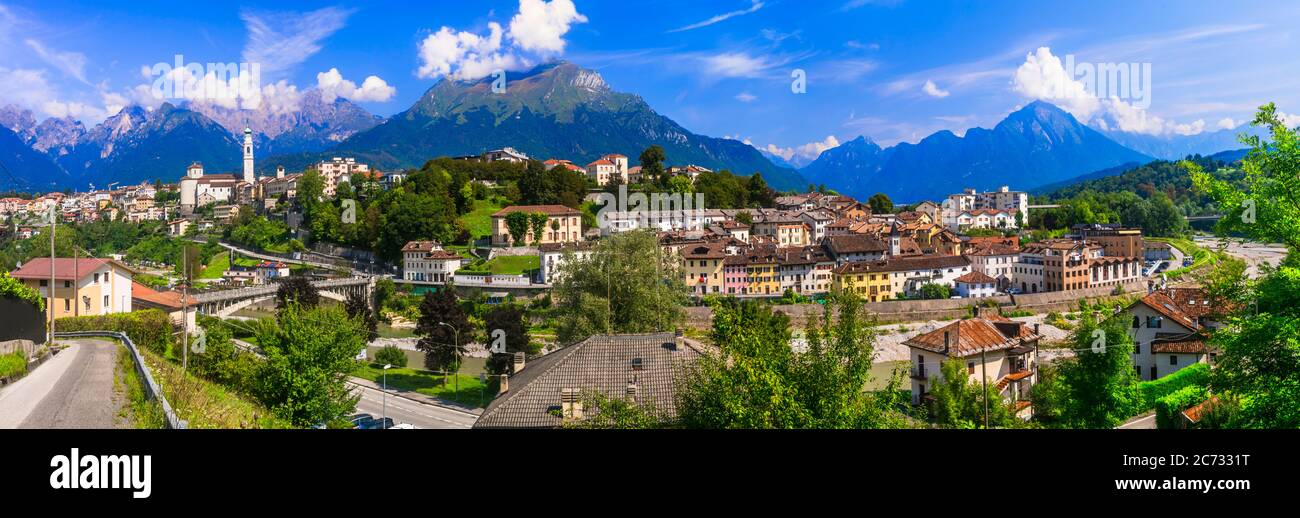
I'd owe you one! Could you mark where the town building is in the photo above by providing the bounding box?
[537,242,595,285]
[10,258,135,319]
[904,315,1040,416]
[1119,288,1219,381]
[474,332,702,429]
[954,271,999,298]
[491,205,583,246]
[401,241,466,284]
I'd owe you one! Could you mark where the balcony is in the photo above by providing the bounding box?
[910,367,928,380]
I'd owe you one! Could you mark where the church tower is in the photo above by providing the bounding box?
[242,127,255,184]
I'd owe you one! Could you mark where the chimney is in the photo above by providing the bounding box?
[498,374,509,395]
[512,351,526,374]
[943,331,950,354]
[626,382,638,402]
[561,388,583,419]
[673,328,684,351]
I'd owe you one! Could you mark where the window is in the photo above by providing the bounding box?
[1169,355,1178,366]
[1134,366,1141,376]
[1132,316,1140,328]
[967,362,975,375]
[64,280,72,288]
[40,280,48,287]
[104,295,109,308]
[1134,342,1141,355]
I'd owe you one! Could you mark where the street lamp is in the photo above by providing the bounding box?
[436,321,460,392]
[382,363,392,429]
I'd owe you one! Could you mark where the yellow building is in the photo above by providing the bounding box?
[679,242,727,296]
[11,258,136,320]
[742,249,781,296]
[831,262,895,302]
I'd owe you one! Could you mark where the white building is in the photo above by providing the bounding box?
[538,242,595,285]
[954,271,999,298]
[316,157,371,198]
[401,241,465,284]
[1120,288,1218,381]
[941,186,1029,230]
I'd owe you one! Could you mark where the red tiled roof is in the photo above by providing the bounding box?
[131,281,189,310]
[10,258,135,280]
[492,205,581,217]
[1136,291,1199,330]
[904,318,1038,357]
[955,271,997,284]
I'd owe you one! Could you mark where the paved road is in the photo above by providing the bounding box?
[0,340,124,429]
[349,381,476,429]
[1117,412,1157,430]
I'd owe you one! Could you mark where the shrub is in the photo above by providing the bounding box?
[1136,362,1211,410]
[0,271,44,312]
[1155,385,1208,429]
[375,345,407,367]
[56,310,175,355]
[0,352,27,379]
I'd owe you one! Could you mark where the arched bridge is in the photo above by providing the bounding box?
[192,277,374,318]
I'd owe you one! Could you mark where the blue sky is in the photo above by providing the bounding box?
[2,0,1296,165]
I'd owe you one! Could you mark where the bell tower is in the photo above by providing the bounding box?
[242,127,255,184]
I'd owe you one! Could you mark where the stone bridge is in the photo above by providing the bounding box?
[192,277,374,317]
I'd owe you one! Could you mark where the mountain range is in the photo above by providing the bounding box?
[0,62,1265,199]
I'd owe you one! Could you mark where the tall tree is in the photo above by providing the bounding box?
[415,289,473,372]
[1186,104,1300,427]
[254,304,368,427]
[483,303,537,375]
[639,145,666,185]
[344,292,379,342]
[868,193,894,215]
[1054,315,1141,428]
[551,230,687,344]
[928,357,1019,428]
[276,277,321,310]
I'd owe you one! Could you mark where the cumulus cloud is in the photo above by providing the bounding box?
[418,0,587,81]
[1217,118,1237,130]
[1013,46,1208,136]
[922,80,949,98]
[316,68,396,103]
[509,0,587,53]
[734,92,757,103]
[764,135,841,164]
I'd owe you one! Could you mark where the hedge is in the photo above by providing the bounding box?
[1136,362,1211,410]
[1155,385,1209,429]
[0,272,44,312]
[56,309,176,355]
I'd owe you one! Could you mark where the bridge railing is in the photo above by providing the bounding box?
[53,331,187,429]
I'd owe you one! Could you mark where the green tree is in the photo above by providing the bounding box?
[551,230,687,344]
[918,283,951,300]
[528,212,549,243]
[868,193,894,215]
[1186,104,1300,427]
[1054,315,1141,428]
[254,304,368,427]
[415,289,473,372]
[746,173,774,208]
[483,304,536,375]
[375,345,408,368]
[638,145,666,185]
[667,175,693,194]
[505,211,531,246]
[564,391,667,429]
[927,357,1019,428]
[344,292,379,342]
[676,292,910,429]
[276,277,321,310]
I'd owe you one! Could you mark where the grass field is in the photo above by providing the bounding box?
[139,348,292,429]
[354,362,489,408]
[460,199,504,241]
[199,251,230,279]
[1150,237,1219,279]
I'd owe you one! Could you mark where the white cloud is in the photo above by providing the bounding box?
[1012,47,1101,120]
[240,7,353,75]
[316,68,396,103]
[1280,111,1300,128]
[509,0,587,53]
[922,80,949,98]
[24,39,88,84]
[669,1,764,33]
[764,136,841,163]
[1013,46,1209,136]
[734,92,757,103]
[703,52,771,79]
[418,1,587,81]
[1216,118,1237,130]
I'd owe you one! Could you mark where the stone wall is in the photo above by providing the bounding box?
[684,280,1147,330]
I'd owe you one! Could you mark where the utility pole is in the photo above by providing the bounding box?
[48,204,56,343]
[73,245,79,318]
[981,348,989,429]
[182,245,189,372]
